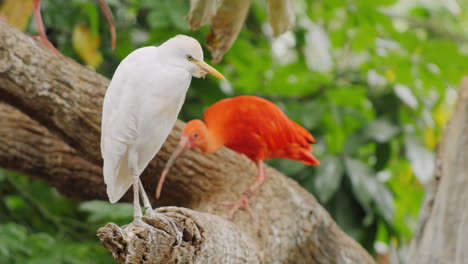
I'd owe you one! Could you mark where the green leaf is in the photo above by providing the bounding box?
[328,184,368,242]
[4,195,27,211]
[365,119,399,143]
[0,169,6,181]
[80,2,99,37]
[147,8,170,28]
[393,84,418,109]
[79,200,133,222]
[387,161,424,240]
[0,223,30,257]
[268,159,307,176]
[375,143,391,171]
[343,131,368,155]
[344,158,395,224]
[344,158,374,225]
[373,180,395,223]
[313,156,344,203]
[287,101,325,130]
[405,134,435,184]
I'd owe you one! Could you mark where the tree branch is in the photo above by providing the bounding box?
[97,207,260,263]
[0,21,374,263]
[0,103,104,200]
[0,20,106,163]
[409,77,468,263]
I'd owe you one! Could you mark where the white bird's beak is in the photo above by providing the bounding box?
[190,59,226,80]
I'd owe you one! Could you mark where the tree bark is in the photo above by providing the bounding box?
[0,21,374,263]
[0,103,104,200]
[97,207,260,264]
[408,77,468,264]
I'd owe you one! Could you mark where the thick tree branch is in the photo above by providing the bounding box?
[97,207,260,263]
[0,103,104,200]
[409,77,468,263]
[0,20,106,163]
[0,21,374,263]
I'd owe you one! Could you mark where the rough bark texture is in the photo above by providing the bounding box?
[0,103,103,200]
[97,207,259,264]
[408,77,468,264]
[0,21,374,263]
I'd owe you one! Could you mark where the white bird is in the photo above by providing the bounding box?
[101,35,225,225]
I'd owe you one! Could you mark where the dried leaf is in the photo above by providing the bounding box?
[268,0,295,37]
[0,0,34,30]
[72,24,103,69]
[186,0,221,30]
[206,0,251,64]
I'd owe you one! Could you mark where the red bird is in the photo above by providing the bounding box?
[156,95,320,218]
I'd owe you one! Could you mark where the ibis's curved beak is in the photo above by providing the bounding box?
[190,59,225,80]
[156,135,191,199]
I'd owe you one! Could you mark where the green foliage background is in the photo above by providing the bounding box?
[1,0,468,262]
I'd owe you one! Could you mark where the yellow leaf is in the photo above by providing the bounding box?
[433,103,452,128]
[402,163,412,184]
[423,126,438,150]
[0,0,34,30]
[385,68,395,83]
[72,24,103,69]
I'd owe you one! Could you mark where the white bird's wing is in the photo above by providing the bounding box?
[101,47,191,203]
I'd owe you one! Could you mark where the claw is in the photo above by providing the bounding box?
[219,195,255,220]
[147,211,183,247]
[130,216,152,229]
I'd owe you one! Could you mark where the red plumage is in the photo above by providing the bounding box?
[157,95,320,218]
[203,95,319,165]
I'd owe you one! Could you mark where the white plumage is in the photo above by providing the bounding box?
[101,35,224,220]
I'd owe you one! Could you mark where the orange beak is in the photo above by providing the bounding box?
[156,135,191,199]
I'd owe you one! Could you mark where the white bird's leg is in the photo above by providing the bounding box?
[128,151,181,245]
[139,179,153,214]
[129,150,143,221]
[132,175,142,220]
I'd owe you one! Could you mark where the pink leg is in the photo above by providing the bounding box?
[33,0,61,56]
[220,160,266,219]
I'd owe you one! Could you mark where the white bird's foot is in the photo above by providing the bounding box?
[131,216,145,226]
[147,211,183,247]
[129,216,156,232]
[144,207,153,216]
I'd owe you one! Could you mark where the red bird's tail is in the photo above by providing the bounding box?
[291,121,316,144]
[296,148,320,165]
[274,146,320,165]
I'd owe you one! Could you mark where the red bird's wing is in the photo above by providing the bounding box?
[204,96,319,165]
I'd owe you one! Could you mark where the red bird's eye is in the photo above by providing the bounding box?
[193,133,199,139]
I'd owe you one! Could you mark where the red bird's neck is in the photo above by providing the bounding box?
[200,130,224,153]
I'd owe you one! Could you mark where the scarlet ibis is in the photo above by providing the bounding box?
[157,95,320,218]
[101,34,225,230]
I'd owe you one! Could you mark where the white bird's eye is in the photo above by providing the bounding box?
[187,55,193,60]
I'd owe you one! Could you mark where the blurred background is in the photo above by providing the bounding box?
[1,0,468,263]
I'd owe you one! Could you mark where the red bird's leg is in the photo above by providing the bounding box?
[33,0,61,56]
[97,0,116,49]
[220,160,266,219]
